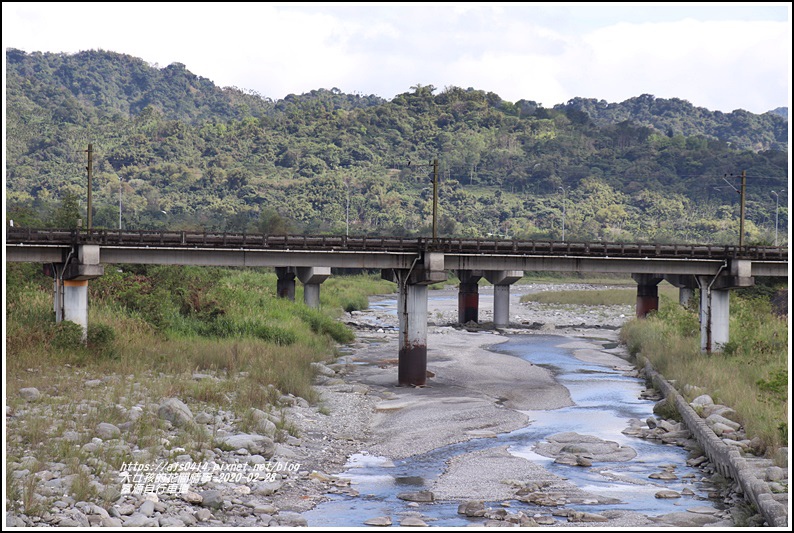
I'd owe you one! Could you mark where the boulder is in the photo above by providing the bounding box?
[457,500,486,517]
[397,490,435,503]
[19,387,41,402]
[221,434,275,458]
[364,516,392,526]
[157,398,193,427]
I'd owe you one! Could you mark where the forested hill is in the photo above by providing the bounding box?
[5,49,789,245]
[555,96,787,152]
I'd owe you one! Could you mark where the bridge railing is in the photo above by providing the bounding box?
[5,228,789,261]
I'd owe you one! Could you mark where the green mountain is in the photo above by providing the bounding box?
[555,95,787,152]
[5,49,789,245]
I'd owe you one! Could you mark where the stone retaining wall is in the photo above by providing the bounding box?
[643,361,788,528]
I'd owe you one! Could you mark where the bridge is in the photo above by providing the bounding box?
[6,228,789,386]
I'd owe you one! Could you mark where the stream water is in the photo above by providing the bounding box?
[306,299,722,527]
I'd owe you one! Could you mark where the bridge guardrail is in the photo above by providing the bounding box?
[5,228,789,261]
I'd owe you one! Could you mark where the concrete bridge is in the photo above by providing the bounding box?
[6,228,788,386]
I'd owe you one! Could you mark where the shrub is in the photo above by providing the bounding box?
[88,323,116,348]
[52,321,85,349]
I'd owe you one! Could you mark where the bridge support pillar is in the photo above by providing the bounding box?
[679,287,694,307]
[664,274,698,309]
[632,274,664,318]
[297,267,331,308]
[275,267,297,301]
[382,253,445,386]
[697,278,730,353]
[485,270,524,328]
[63,280,89,341]
[456,270,482,324]
[695,261,754,352]
[397,282,428,386]
[46,245,104,342]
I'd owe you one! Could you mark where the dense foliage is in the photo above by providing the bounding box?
[5,49,789,244]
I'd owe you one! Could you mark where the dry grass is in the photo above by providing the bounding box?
[520,284,678,306]
[620,298,789,454]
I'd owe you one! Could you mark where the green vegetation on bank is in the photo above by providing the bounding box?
[6,263,395,408]
[5,263,396,512]
[620,289,789,454]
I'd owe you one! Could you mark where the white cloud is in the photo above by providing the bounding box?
[571,18,790,111]
[2,2,790,113]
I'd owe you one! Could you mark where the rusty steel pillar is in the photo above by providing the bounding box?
[398,281,428,386]
[456,270,482,324]
[275,267,296,301]
[632,274,664,318]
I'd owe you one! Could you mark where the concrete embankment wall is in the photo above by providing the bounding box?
[643,361,788,528]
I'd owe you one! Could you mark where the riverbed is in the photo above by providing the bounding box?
[303,287,735,527]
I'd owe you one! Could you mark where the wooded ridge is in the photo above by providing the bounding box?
[5,49,789,245]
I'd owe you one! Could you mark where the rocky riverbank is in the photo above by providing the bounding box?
[6,283,788,528]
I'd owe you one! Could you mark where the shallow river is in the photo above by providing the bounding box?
[305,300,722,527]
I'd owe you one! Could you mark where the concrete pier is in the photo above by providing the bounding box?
[383,253,445,386]
[398,282,428,386]
[698,279,731,352]
[484,270,524,328]
[679,287,694,307]
[664,274,698,308]
[694,260,754,352]
[275,267,296,301]
[456,270,482,324]
[63,280,89,341]
[297,267,331,308]
[632,273,664,318]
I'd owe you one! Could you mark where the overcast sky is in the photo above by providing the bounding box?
[2,2,791,114]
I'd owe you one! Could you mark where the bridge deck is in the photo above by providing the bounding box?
[5,228,789,261]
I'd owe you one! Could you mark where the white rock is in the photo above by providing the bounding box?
[157,398,193,427]
[690,394,714,407]
[20,387,41,401]
[96,422,121,440]
[364,516,392,526]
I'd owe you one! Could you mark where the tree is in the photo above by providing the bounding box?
[258,208,294,235]
[51,191,82,228]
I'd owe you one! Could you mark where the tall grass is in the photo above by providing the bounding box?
[321,274,396,312]
[6,265,398,397]
[620,295,789,453]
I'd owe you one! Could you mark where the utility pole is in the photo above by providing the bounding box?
[772,190,780,246]
[432,158,439,241]
[406,157,440,240]
[118,177,123,230]
[558,186,566,242]
[345,179,350,237]
[86,143,93,230]
[739,170,746,248]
